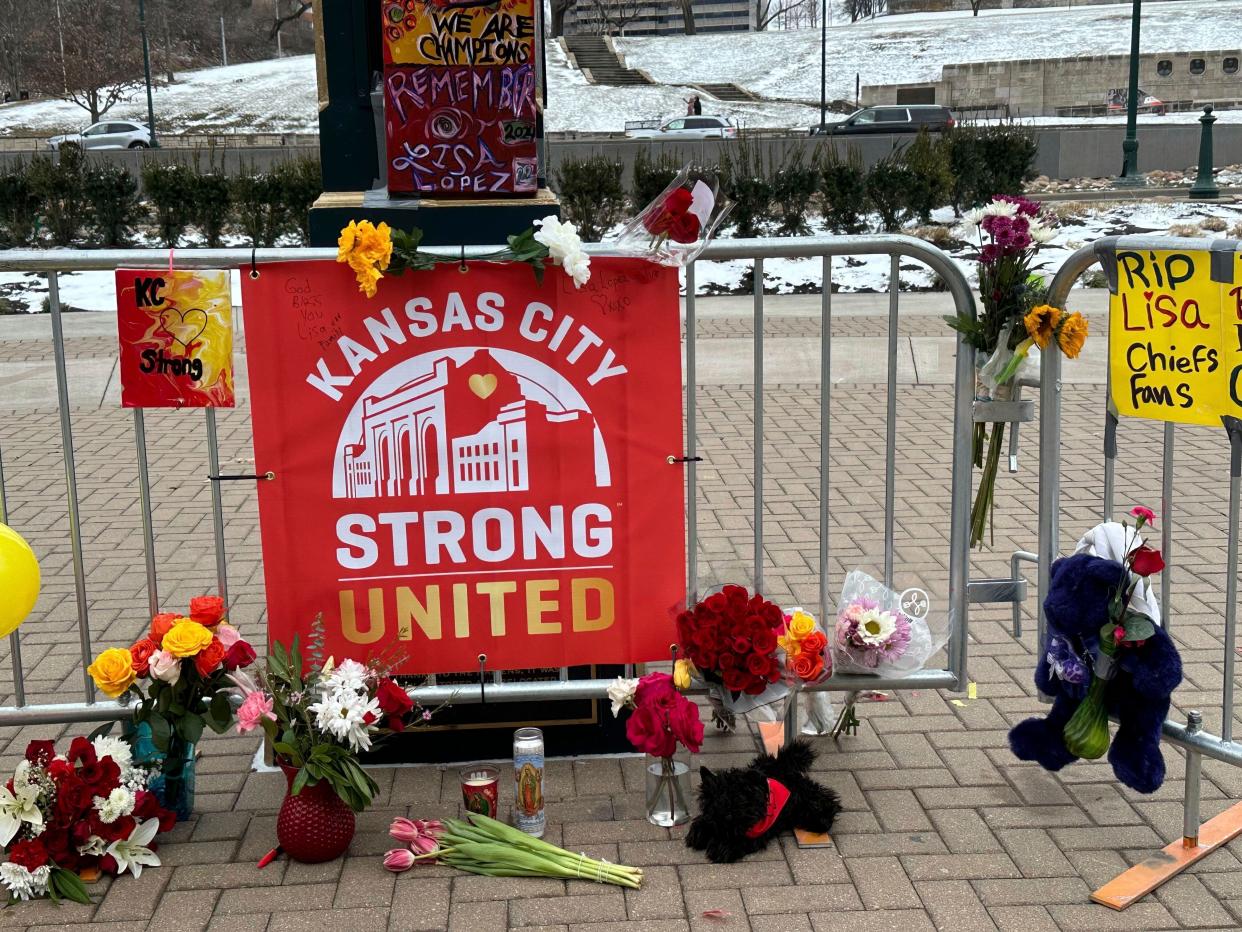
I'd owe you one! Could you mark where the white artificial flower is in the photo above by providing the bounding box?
[605,677,639,717]
[982,200,1018,218]
[533,216,591,289]
[0,778,44,847]
[856,608,898,646]
[106,818,161,879]
[93,736,134,777]
[149,650,181,686]
[27,865,49,898]
[0,862,35,901]
[77,834,108,857]
[93,786,135,824]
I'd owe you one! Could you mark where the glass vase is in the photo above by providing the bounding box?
[644,754,691,827]
[124,720,196,821]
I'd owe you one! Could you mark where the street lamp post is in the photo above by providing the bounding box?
[819,0,827,131]
[1118,0,1142,184]
[138,0,158,147]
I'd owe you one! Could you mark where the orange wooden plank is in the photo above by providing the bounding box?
[757,721,784,756]
[1091,800,1242,910]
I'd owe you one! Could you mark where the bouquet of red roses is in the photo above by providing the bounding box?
[676,585,786,696]
[609,165,731,267]
[0,737,175,904]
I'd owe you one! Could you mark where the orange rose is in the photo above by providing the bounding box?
[194,637,227,677]
[801,631,827,655]
[149,612,179,643]
[129,638,159,677]
[791,653,821,681]
[189,596,226,627]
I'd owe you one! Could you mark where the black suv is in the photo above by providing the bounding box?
[809,105,956,136]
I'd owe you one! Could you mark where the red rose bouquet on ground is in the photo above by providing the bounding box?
[677,585,786,696]
[0,737,175,904]
[87,596,258,820]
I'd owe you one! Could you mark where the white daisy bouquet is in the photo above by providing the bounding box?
[833,571,948,677]
[228,618,435,812]
[0,736,175,905]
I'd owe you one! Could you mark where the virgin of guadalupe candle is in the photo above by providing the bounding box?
[513,727,546,836]
[459,766,500,818]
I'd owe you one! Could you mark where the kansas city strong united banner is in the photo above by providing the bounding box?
[243,258,685,674]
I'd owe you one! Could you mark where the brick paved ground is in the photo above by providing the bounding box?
[0,288,1239,931]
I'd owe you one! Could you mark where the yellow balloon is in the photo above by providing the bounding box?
[0,523,39,638]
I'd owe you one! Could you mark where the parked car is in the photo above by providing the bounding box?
[625,115,739,140]
[48,120,152,151]
[1106,88,1166,115]
[809,105,956,136]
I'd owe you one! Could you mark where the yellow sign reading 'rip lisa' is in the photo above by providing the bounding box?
[1109,246,1242,426]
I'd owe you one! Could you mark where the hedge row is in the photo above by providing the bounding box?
[555,123,1038,239]
[0,151,321,249]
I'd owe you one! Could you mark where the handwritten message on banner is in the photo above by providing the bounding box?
[115,268,234,408]
[1109,248,1242,426]
[242,258,685,675]
[382,0,539,197]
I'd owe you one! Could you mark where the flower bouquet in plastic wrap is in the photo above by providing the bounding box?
[675,585,789,727]
[833,571,949,677]
[608,166,732,267]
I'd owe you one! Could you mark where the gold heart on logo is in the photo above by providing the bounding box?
[468,373,498,399]
[159,307,209,349]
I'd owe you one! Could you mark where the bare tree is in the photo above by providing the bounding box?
[0,0,41,97]
[754,0,803,30]
[842,0,886,21]
[585,0,650,34]
[551,0,576,36]
[677,0,696,34]
[968,0,982,14]
[269,0,311,40]
[25,0,145,123]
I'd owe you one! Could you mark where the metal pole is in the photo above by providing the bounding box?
[753,258,764,593]
[138,0,158,147]
[204,409,229,607]
[686,262,698,604]
[1103,409,1118,520]
[1222,417,1241,743]
[1160,422,1173,631]
[48,272,95,703]
[1183,710,1203,849]
[0,442,24,706]
[1189,106,1220,200]
[819,256,832,619]
[133,410,159,617]
[884,255,898,589]
[1118,0,1142,182]
[220,15,228,67]
[1037,294,1063,655]
[819,0,827,130]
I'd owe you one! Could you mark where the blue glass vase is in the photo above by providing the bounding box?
[124,720,196,822]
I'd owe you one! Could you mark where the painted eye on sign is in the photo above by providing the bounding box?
[242,258,685,675]
[115,269,235,408]
[1108,246,1242,426]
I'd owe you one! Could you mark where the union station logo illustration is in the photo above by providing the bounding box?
[332,347,611,499]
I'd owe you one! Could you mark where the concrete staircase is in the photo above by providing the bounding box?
[563,35,653,86]
[695,83,756,102]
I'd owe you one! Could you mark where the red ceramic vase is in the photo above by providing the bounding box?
[276,761,356,863]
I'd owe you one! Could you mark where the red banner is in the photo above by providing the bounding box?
[242,258,685,674]
[115,269,235,408]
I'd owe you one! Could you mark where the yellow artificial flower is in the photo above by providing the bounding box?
[163,619,214,658]
[673,658,693,690]
[789,611,816,639]
[88,648,136,698]
[337,220,393,298]
[1056,312,1089,359]
[1024,304,1062,350]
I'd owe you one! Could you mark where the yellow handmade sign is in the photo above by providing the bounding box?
[1109,247,1242,426]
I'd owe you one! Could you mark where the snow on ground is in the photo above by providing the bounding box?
[5,198,1239,313]
[617,0,1242,110]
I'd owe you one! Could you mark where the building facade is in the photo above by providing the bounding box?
[888,0,1189,12]
[862,50,1242,118]
[563,0,755,36]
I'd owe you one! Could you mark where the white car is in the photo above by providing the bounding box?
[625,115,739,140]
[48,120,152,151]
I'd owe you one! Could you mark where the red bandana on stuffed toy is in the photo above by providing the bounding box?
[745,778,791,838]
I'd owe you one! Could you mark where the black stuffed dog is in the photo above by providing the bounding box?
[686,739,840,863]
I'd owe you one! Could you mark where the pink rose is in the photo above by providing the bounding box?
[148,650,180,685]
[215,623,242,649]
[236,691,275,734]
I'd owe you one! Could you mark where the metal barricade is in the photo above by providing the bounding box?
[1041,235,1242,907]
[0,235,977,725]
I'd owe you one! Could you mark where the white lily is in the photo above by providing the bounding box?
[0,779,43,847]
[105,817,161,878]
